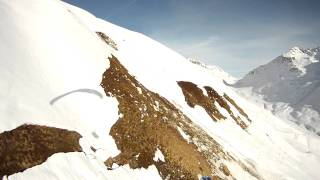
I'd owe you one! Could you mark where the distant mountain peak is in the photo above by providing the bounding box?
[278,46,319,74]
[283,46,319,59]
[235,46,320,135]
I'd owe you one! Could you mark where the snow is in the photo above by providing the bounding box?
[0,0,111,133]
[188,58,237,84]
[137,87,143,94]
[283,47,318,74]
[90,15,320,178]
[153,148,165,162]
[235,47,320,135]
[1,0,320,179]
[177,126,192,144]
[0,0,161,179]
[6,152,161,180]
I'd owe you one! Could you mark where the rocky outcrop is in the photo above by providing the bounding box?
[0,124,82,178]
[96,32,118,50]
[100,55,258,179]
[178,81,249,129]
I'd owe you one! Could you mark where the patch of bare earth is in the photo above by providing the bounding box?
[178,81,249,129]
[96,32,118,50]
[0,124,82,178]
[100,55,260,179]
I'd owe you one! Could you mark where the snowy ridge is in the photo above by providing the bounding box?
[235,47,320,135]
[0,0,320,179]
[283,47,319,74]
[188,58,237,84]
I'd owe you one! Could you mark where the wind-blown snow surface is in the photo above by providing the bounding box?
[235,47,320,135]
[1,0,320,179]
[188,58,237,84]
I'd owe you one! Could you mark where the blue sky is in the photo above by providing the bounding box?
[64,0,320,77]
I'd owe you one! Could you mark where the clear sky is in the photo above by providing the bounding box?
[64,0,320,77]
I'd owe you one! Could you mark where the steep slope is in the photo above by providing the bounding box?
[100,56,255,179]
[235,47,320,135]
[188,58,237,84]
[1,0,320,180]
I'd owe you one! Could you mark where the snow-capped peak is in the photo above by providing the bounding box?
[280,46,319,74]
[240,46,319,81]
[283,46,304,57]
[284,46,320,58]
[235,46,320,136]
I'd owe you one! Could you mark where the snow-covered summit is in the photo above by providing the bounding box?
[284,46,320,58]
[235,46,320,135]
[240,46,319,82]
[282,46,319,74]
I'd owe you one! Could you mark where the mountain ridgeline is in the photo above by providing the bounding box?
[235,47,320,135]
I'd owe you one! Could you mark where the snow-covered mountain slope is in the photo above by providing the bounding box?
[188,58,237,84]
[235,47,320,135]
[1,0,320,179]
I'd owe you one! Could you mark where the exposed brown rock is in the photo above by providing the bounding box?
[223,93,251,122]
[100,55,244,179]
[177,81,226,121]
[0,124,82,178]
[231,114,248,129]
[204,86,229,113]
[220,164,231,176]
[205,86,248,129]
[96,31,118,50]
[178,81,249,129]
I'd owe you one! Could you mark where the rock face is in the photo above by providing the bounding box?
[177,81,250,129]
[100,55,258,179]
[96,32,118,50]
[0,124,82,178]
